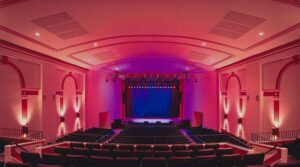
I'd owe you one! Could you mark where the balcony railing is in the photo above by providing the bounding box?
[0,127,43,140]
[251,129,300,143]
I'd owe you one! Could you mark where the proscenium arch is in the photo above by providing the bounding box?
[275,55,300,90]
[225,72,242,91]
[0,56,25,88]
[61,72,78,90]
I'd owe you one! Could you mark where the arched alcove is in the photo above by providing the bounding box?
[226,77,240,134]
[0,65,21,129]
[279,64,300,130]
[62,77,77,133]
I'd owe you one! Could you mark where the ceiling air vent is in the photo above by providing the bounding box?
[188,51,210,62]
[32,12,88,40]
[210,11,265,39]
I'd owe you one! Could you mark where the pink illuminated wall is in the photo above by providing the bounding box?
[218,41,300,140]
[0,43,86,141]
[183,72,218,129]
[86,71,122,128]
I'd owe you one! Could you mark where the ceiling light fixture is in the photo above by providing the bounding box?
[35,32,41,37]
[259,32,264,36]
[93,42,98,47]
[201,42,206,46]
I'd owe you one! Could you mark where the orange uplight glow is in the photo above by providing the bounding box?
[74,117,81,131]
[58,122,66,137]
[237,124,244,139]
[223,119,229,131]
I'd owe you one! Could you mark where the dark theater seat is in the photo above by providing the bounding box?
[115,157,140,167]
[41,153,64,165]
[89,156,114,167]
[219,154,242,167]
[20,151,42,165]
[168,156,193,167]
[194,155,218,167]
[142,157,166,167]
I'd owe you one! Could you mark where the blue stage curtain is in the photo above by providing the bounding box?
[126,88,179,118]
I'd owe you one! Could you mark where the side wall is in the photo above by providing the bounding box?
[218,42,300,140]
[0,43,86,141]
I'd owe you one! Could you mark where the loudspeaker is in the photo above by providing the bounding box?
[122,91,126,104]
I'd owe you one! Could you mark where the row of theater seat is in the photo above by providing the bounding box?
[67,142,220,151]
[110,124,190,144]
[283,138,300,160]
[186,127,251,148]
[55,128,114,143]
[18,151,265,167]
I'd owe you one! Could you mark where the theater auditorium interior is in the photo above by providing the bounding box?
[0,0,300,167]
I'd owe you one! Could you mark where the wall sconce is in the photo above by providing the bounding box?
[224,114,228,119]
[60,116,65,122]
[21,125,28,137]
[76,113,80,118]
[272,126,279,137]
[238,118,243,124]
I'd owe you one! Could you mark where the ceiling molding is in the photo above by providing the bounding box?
[68,41,234,68]
[0,39,88,72]
[244,22,300,51]
[0,0,29,9]
[57,34,242,51]
[217,39,300,72]
[0,25,57,51]
[68,40,234,56]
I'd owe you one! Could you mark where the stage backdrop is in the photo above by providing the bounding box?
[125,87,180,118]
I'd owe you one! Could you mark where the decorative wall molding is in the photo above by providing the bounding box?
[0,56,25,88]
[0,39,88,72]
[275,55,300,90]
[217,39,300,71]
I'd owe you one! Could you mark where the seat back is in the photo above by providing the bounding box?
[20,151,42,165]
[86,143,101,150]
[153,150,173,159]
[187,144,203,151]
[119,144,135,152]
[243,153,265,165]
[174,150,193,157]
[102,144,117,150]
[136,145,152,150]
[153,145,170,151]
[70,142,85,148]
[216,148,234,157]
[219,154,242,167]
[72,147,90,156]
[89,156,114,167]
[195,149,215,156]
[5,162,31,167]
[91,149,111,157]
[54,146,71,155]
[142,157,166,167]
[168,156,192,167]
[115,157,140,167]
[133,150,153,159]
[205,144,219,150]
[41,153,64,165]
[112,149,132,158]
[193,155,218,167]
[171,145,187,152]
[65,154,87,167]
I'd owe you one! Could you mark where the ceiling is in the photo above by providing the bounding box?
[0,0,300,73]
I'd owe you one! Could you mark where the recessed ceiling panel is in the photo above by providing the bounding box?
[32,12,88,39]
